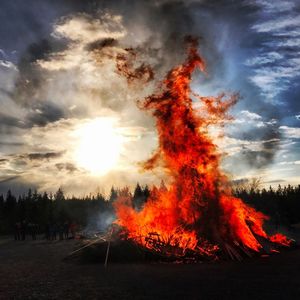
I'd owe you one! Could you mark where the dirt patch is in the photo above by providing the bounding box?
[0,236,300,299]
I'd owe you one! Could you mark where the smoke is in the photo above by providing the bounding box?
[84,210,116,234]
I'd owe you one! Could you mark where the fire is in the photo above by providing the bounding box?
[114,37,291,259]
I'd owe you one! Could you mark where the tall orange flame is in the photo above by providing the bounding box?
[114,37,291,259]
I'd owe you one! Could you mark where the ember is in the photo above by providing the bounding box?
[114,37,292,260]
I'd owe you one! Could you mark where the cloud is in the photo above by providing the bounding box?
[0,112,25,128]
[52,13,126,42]
[278,160,300,165]
[240,110,262,120]
[0,114,156,195]
[0,59,17,70]
[219,108,283,170]
[55,162,77,173]
[276,38,300,47]
[244,52,283,66]
[0,159,9,165]
[21,151,65,161]
[38,13,126,71]
[228,110,279,138]
[279,126,300,139]
[239,149,275,168]
[26,103,65,127]
[264,179,286,184]
[248,58,300,100]
[247,0,296,13]
[251,15,300,33]
[247,0,300,102]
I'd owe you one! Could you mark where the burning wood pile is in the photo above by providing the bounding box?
[67,37,293,264]
[112,37,292,262]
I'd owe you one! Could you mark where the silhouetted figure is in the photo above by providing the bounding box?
[49,224,54,240]
[52,223,58,240]
[45,223,50,240]
[34,223,38,240]
[49,223,57,240]
[28,223,37,240]
[28,223,33,240]
[58,223,64,240]
[63,222,69,239]
[69,222,76,239]
[20,221,27,240]
[14,222,21,240]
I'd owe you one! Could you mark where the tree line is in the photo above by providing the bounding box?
[234,184,300,226]
[0,183,299,235]
[0,183,150,235]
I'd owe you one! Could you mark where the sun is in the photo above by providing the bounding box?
[73,118,123,175]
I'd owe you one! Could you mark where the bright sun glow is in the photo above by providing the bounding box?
[74,118,123,175]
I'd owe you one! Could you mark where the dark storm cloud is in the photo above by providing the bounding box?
[86,38,118,51]
[0,0,95,56]
[229,124,280,142]
[4,1,256,102]
[225,109,282,168]
[0,0,98,129]
[12,39,65,108]
[26,103,65,127]
[224,135,282,170]
[1,105,64,129]
[0,159,9,164]
[55,162,77,173]
[1,1,281,138]
[3,0,208,128]
[241,148,275,169]
[20,151,64,161]
[0,112,24,128]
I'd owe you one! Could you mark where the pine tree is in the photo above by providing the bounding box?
[133,183,144,210]
[143,185,150,201]
[55,188,65,202]
[109,186,118,202]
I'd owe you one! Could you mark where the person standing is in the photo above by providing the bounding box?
[20,221,27,240]
[52,223,57,240]
[69,222,76,239]
[63,221,69,239]
[58,223,64,240]
[14,222,21,240]
[45,223,50,240]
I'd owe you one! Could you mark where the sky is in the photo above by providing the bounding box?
[0,0,299,196]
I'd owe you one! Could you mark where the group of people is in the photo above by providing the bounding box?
[14,221,77,241]
[14,221,37,241]
[45,222,77,240]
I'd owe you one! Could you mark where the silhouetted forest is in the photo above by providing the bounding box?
[235,184,300,226]
[0,183,149,235]
[0,183,299,235]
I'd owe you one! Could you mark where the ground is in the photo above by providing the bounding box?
[0,235,300,300]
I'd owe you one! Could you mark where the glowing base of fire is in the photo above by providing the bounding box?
[118,227,293,261]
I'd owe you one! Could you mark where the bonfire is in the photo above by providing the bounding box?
[113,37,291,261]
